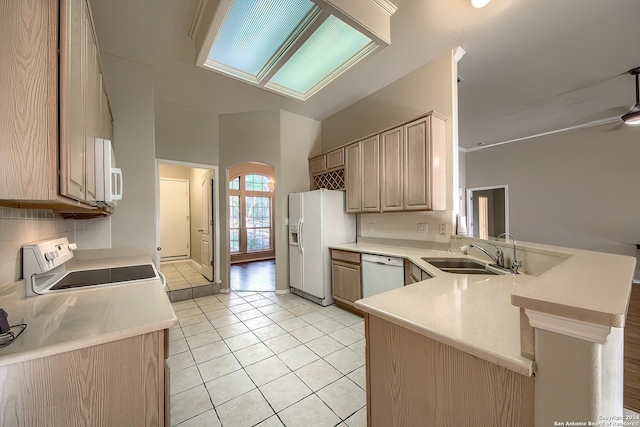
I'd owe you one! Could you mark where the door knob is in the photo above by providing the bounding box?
[157,247,162,251]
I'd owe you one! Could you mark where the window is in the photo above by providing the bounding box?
[229,173,274,260]
[229,195,240,252]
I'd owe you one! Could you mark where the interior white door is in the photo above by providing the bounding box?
[199,171,214,281]
[159,179,190,260]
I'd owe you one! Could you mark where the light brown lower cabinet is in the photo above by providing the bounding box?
[331,249,362,308]
[365,314,534,426]
[0,330,169,427]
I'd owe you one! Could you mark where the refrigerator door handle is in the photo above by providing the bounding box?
[298,221,304,252]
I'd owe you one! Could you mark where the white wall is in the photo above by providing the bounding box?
[217,110,320,292]
[218,110,281,291]
[0,208,111,287]
[465,122,640,257]
[279,110,323,291]
[102,54,158,260]
[155,100,218,166]
[321,49,459,242]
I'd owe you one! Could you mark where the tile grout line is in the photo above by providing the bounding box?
[170,292,366,426]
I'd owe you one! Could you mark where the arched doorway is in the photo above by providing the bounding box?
[228,162,275,292]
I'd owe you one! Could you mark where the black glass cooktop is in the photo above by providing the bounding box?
[50,265,156,290]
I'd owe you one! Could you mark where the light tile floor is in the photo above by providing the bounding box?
[162,262,213,290]
[169,291,366,427]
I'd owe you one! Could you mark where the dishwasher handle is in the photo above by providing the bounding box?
[361,254,404,267]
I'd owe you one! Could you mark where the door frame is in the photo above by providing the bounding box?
[155,159,220,285]
[159,177,190,260]
[466,185,509,238]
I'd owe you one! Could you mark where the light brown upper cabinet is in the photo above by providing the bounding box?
[404,114,447,211]
[380,126,404,211]
[345,142,362,213]
[361,135,380,212]
[338,111,447,214]
[0,0,111,214]
[309,155,327,175]
[309,147,345,175]
[61,0,104,205]
[326,148,345,169]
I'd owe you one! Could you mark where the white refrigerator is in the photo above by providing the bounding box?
[289,189,356,306]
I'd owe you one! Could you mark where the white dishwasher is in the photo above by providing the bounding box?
[362,254,405,298]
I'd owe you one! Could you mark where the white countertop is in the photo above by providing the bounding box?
[0,250,176,366]
[334,242,536,376]
[332,241,635,377]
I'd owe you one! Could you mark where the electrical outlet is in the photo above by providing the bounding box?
[439,224,447,235]
[368,223,374,231]
[417,223,428,233]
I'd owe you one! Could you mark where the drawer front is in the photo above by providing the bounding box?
[331,249,361,264]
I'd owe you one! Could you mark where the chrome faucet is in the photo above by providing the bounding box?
[497,233,522,274]
[469,242,505,268]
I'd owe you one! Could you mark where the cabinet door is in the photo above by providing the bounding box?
[309,155,326,175]
[345,142,361,213]
[84,20,98,204]
[60,0,87,201]
[332,261,361,303]
[102,81,113,141]
[404,117,430,210]
[361,135,380,212]
[380,126,404,211]
[326,148,345,169]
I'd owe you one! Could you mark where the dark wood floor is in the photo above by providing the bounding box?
[230,259,275,292]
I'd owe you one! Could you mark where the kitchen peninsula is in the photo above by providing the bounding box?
[331,238,636,426]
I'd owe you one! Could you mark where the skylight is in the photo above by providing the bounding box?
[266,15,374,97]
[207,0,318,81]
[192,0,397,100]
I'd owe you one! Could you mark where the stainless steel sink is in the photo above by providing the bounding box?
[421,258,502,275]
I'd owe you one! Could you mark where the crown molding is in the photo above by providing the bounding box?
[370,0,398,15]
[525,309,611,344]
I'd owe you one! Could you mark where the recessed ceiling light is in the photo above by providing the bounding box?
[471,0,491,8]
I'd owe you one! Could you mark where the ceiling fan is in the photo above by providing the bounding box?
[621,67,640,125]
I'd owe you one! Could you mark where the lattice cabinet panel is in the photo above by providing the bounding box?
[313,169,345,191]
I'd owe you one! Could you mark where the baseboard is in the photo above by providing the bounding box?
[275,289,290,295]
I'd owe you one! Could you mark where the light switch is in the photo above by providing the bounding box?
[439,224,447,235]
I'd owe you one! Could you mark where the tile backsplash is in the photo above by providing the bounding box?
[0,207,111,287]
[358,210,455,244]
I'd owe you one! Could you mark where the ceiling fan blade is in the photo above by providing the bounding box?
[605,121,626,132]
[578,106,630,123]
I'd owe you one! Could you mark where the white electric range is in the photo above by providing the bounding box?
[22,237,164,297]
